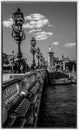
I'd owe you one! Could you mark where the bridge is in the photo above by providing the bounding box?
[2,69,48,128]
[2,6,77,128]
[2,69,76,128]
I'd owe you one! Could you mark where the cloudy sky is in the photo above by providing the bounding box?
[2,2,77,64]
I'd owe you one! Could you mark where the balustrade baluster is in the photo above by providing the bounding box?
[2,69,46,127]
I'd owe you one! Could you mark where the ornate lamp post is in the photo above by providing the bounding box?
[12,8,25,73]
[12,50,15,73]
[39,52,43,68]
[42,57,45,67]
[36,47,40,68]
[30,37,36,69]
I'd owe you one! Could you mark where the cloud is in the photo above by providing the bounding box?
[35,35,48,40]
[28,28,42,34]
[3,18,13,27]
[64,43,76,47]
[24,13,45,21]
[35,31,53,36]
[3,13,53,32]
[52,41,59,45]
[34,31,53,40]
[23,13,53,29]
[48,24,53,27]
[23,18,49,29]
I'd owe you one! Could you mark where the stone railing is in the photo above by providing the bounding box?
[2,69,46,128]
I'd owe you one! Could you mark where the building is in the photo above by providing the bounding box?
[48,46,55,70]
[2,53,11,73]
[48,47,76,72]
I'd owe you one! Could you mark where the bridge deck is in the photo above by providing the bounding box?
[2,70,77,128]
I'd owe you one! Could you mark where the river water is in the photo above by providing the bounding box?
[37,84,77,128]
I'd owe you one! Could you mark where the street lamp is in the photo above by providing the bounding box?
[12,50,15,73]
[36,47,40,68]
[42,57,45,67]
[39,52,43,68]
[12,8,25,73]
[30,37,36,69]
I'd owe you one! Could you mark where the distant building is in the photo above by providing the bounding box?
[48,47,76,72]
[3,53,9,65]
[48,46,55,69]
[2,53,11,73]
[7,52,17,64]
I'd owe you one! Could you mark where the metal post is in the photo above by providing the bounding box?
[12,8,25,73]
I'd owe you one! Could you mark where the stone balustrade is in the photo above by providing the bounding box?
[2,69,46,127]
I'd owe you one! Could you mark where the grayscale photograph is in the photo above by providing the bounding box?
[2,1,77,128]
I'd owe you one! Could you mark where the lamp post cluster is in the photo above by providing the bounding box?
[39,52,46,67]
[12,8,26,73]
[36,47,40,68]
[11,8,46,72]
[30,37,46,69]
[30,37,36,70]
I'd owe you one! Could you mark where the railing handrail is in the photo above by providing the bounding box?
[2,77,22,90]
[2,69,46,91]
[2,68,46,126]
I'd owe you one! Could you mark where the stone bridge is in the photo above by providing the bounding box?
[2,69,48,128]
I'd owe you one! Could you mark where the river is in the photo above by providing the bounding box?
[37,83,77,128]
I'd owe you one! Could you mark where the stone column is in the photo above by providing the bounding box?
[63,62,65,71]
